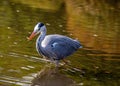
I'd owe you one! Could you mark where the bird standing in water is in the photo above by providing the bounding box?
[28,22,82,66]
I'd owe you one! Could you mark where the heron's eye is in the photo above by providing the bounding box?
[36,22,44,31]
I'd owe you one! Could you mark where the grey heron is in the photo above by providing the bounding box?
[28,22,82,66]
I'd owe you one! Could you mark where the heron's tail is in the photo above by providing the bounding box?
[74,40,82,49]
[79,45,83,48]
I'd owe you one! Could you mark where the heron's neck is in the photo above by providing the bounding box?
[37,29,46,44]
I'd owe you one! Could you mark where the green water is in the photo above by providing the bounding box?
[0,0,120,86]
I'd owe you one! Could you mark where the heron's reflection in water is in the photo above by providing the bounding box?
[31,66,74,86]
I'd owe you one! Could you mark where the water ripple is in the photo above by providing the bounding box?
[0,73,36,86]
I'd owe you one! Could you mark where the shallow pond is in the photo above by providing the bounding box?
[0,0,120,86]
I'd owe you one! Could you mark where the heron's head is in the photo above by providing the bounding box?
[28,22,46,40]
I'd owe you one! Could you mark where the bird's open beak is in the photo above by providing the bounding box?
[28,32,36,40]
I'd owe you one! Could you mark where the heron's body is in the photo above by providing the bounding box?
[28,22,82,65]
[36,34,81,60]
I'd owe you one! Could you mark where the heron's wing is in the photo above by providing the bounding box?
[42,35,82,60]
[51,39,80,59]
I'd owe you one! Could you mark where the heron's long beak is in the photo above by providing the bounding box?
[28,32,36,40]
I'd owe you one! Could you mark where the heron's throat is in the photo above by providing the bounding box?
[36,32,46,55]
[37,31,46,44]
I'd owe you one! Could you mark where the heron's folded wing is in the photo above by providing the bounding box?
[51,41,78,59]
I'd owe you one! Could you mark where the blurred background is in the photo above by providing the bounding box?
[0,0,120,86]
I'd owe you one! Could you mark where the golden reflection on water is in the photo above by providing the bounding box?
[65,0,120,54]
[11,0,63,10]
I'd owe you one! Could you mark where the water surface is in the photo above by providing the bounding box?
[0,0,120,86]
